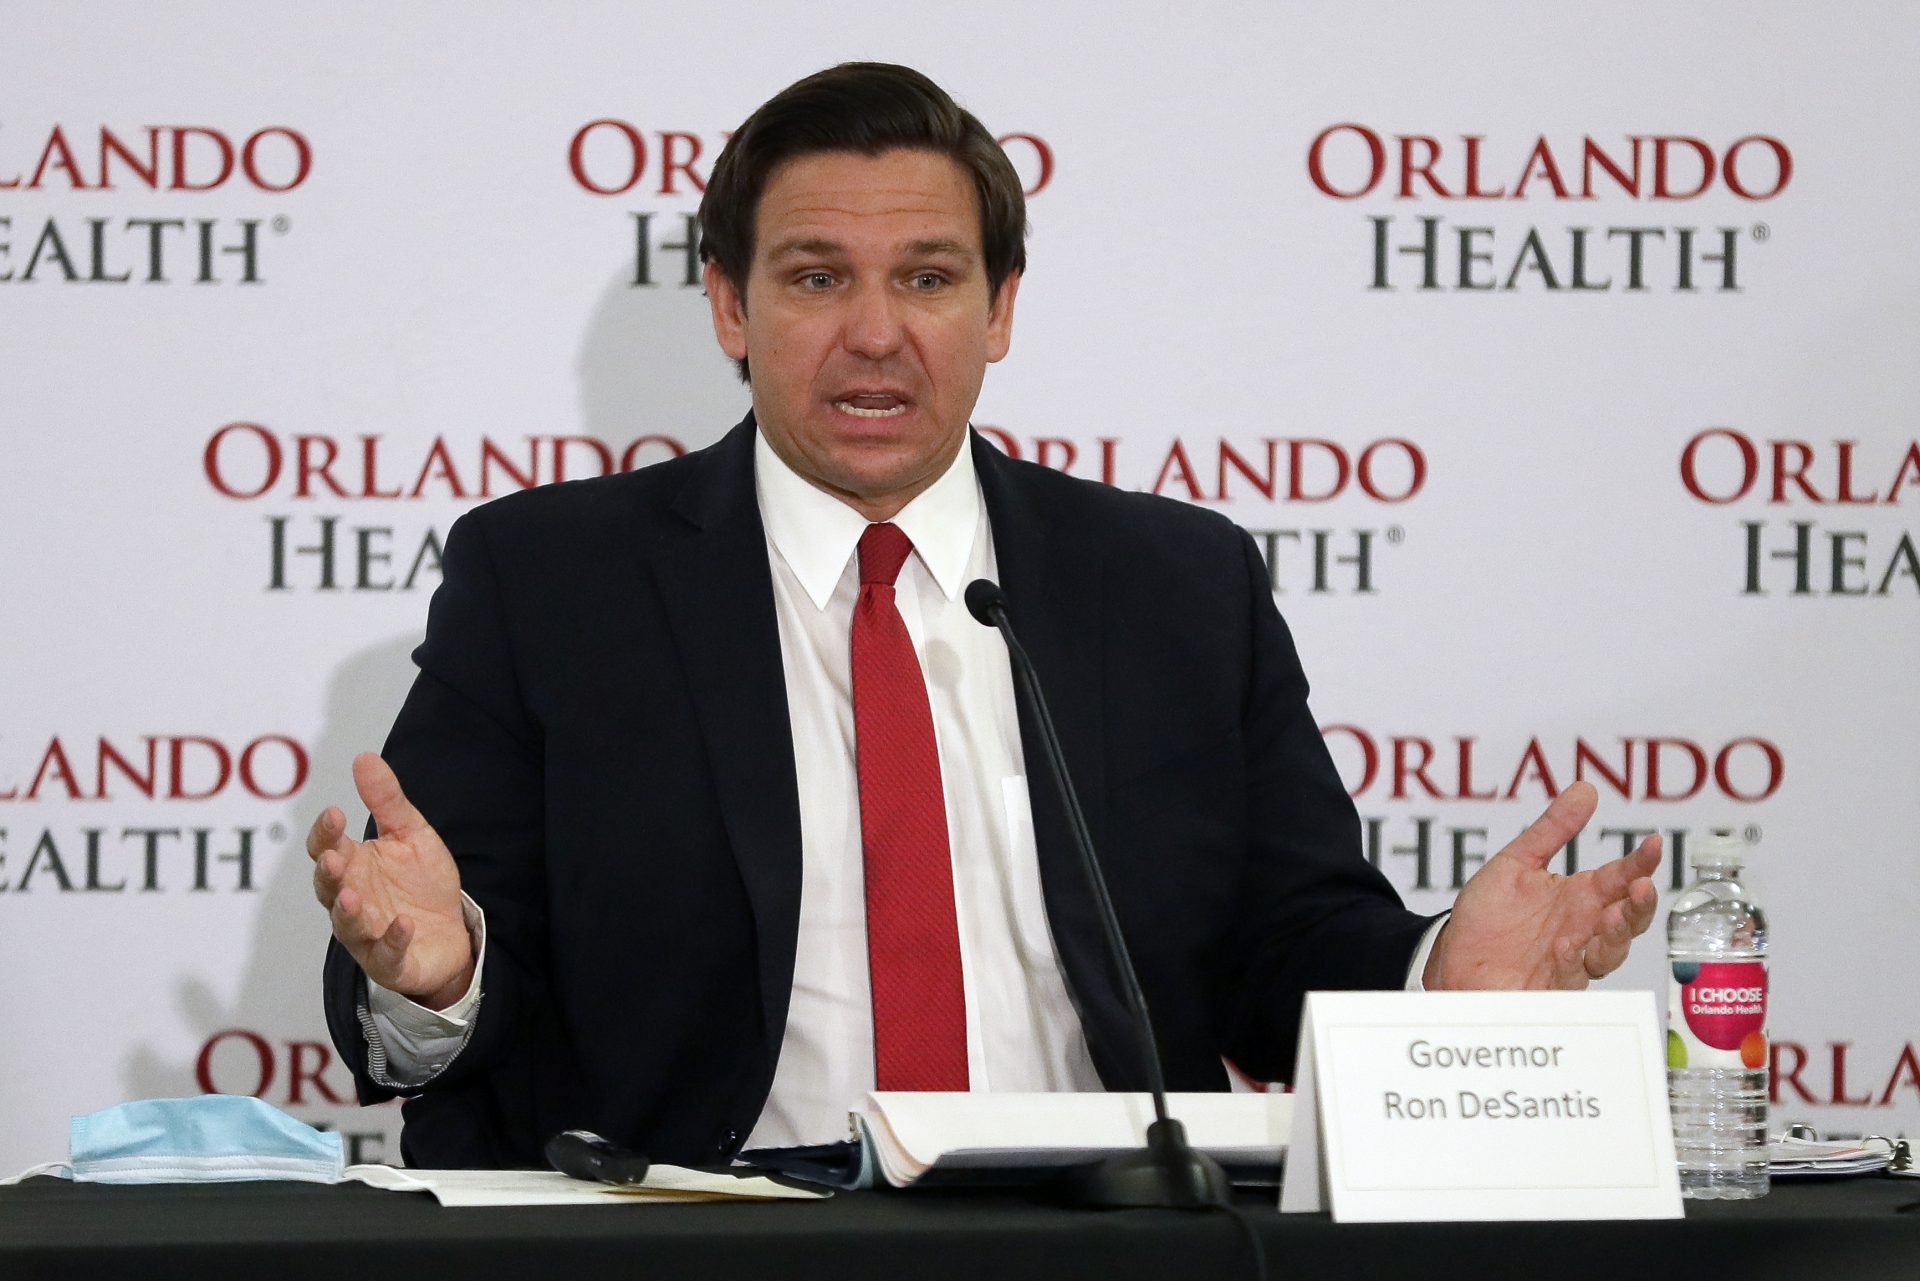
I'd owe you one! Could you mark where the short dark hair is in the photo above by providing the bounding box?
[698,62,1028,381]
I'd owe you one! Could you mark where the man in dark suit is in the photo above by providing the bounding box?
[311,64,1660,1170]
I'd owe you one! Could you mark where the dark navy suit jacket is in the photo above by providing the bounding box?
[322,417,1431,1169]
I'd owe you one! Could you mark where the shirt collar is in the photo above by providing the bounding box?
[754,428,981,610]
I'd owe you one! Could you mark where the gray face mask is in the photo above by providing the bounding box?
[2,1095,344,1185]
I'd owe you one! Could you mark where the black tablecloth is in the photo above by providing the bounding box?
[2,1175,1915,1281]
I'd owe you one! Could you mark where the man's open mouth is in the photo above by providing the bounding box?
[832,393,912,418]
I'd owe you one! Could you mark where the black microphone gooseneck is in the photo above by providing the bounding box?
[965,578,1230,1210]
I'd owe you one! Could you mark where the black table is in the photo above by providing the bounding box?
[3,1175,1915,1280]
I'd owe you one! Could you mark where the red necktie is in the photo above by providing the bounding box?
[851,522,969,1091]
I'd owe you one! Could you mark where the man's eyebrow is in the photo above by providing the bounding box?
[906,239,976,261]
[766,237,846,262]
[764,237,978,263]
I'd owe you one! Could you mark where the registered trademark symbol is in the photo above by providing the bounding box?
[1750,223,1769,242]
[272,216,291,235]
[1742,824,1761,844]
[269,824,287,843]
[1386,526,1405,545]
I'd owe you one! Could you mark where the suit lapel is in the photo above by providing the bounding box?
[973,433,1138,1087]
[648,417,803,1064]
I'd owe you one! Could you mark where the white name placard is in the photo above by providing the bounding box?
[1279,990,1682,1222]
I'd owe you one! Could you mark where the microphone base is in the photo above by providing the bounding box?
[1060,1118,1232,1209]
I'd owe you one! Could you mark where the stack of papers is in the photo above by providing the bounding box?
[1767,1135,1899,1178]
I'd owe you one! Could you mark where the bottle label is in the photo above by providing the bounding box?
[1666,959,1768,1070]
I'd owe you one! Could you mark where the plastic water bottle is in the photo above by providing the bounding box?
[1666,829,1769,1199]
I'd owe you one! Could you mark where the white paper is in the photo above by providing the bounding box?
[342,1164,828,1205]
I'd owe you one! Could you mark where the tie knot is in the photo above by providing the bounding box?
[858,522,913,586]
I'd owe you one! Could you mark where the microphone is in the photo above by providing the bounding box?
[966,578,1229,1209]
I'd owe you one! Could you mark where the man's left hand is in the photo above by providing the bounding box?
[1423,781,1661,990]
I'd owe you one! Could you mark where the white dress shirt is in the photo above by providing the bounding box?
[363,427,1442,1142]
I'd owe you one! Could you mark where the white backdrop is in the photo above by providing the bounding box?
[4,1,1916,1172]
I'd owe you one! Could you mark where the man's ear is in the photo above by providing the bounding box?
[985,269,1020,364]
[704,260,748,362]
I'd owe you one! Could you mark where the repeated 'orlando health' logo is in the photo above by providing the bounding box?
[201,421,692,593]
[0,123,310,285]
[975,430,1425,597]
[1680,427,1920,597]
[1321,726,1784,892]
[0,732,307,893]
[1305,125,1790,293]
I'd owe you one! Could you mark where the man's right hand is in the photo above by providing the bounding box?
[309,752,475,1010]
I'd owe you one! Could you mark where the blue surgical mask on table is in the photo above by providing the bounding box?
[1,1095,344,1185]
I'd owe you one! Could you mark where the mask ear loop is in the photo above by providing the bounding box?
[0,1161,72,1185]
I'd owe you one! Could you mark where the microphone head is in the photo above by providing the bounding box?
[964,578,1008,627]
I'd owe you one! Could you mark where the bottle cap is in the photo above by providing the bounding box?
[1692,827,1747,869]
